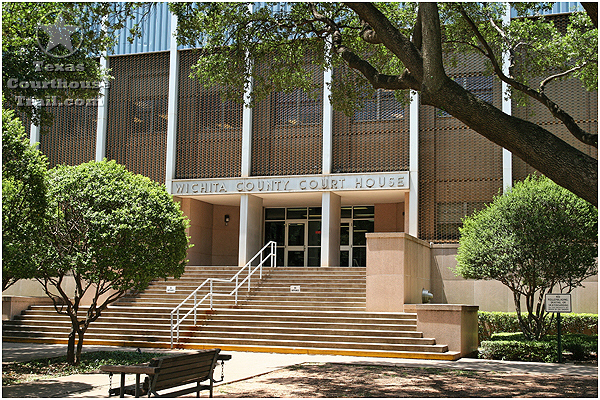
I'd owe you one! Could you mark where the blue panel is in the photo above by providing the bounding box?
[110,2,171,55]
[511,2,584,18]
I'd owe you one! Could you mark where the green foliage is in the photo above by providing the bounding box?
[2,2,152,127]
[42,160,190,293]
[169,3,596,114]
[39,160,191,364]
[456,175,597,339]
[481,334,597,363]
[170,2,417,115]
[479,312,598,341]
[2,106,48,290]
[2,350,167,386]
[479,340,558,363]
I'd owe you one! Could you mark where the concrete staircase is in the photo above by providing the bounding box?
[3,266,460,360]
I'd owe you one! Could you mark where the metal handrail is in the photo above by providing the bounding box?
[170,241,276,348]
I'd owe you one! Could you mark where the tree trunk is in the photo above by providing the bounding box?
[75,328,86,365]
[66,330,77,365]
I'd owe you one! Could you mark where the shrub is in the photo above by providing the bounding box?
[479,312,598,341]
[479,340,557,363]
[481,334,597,363]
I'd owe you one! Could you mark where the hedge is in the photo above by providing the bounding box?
[478,312,597,341]
[480,334,598,362]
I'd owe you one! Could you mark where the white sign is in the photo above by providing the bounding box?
[545,294,572,313]
[166,286,176,294]
[290,285,301,293]
[172,172,409,196]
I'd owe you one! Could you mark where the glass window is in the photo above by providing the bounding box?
[308,247,320,267]
[353,206,375,218]
[287,223,305,246]
[341,207,352,219]
[287,207,308,219]
[308,207,322,219]
[340,222,350,246]
[308,220,321,246]
[265,208,285,220]
[265,221,285,247]
[353,219,374,246]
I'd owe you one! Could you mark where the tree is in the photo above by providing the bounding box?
[170,2,598,205]
[455,175,597,340]
[2,106,48,290]
[38,160,190,365]
[2,2,153,127]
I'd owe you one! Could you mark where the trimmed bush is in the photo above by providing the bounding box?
[479,312,598,341]
[479,340,557,363]
[481,334,597,363]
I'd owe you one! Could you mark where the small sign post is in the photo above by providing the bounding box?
[290,285,301,293]
[545,293,572,363]
[166,286,176,294]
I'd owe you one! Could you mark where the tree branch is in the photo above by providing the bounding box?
[345,2,424,83]
[457,4,598,148]
[539,62,590,92]
[308,3,419,91]
[420,2,447,92]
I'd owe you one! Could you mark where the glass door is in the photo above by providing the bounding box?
[339,206,374,267]
[286,221,305,267]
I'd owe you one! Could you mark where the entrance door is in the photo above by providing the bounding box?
[285,220,322,267]
[339,206,374,267]
[286,221,305,267]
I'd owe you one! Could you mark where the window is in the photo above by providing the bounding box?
[353,89,405,122]
[273,89,320,126]
[437,75,493,117]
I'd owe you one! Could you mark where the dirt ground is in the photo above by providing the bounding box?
[215,363,598,398]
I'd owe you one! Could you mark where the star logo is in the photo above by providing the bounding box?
[36,11,82,58]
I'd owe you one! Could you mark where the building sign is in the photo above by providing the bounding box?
[545,294,572,313]
[172,172,409,196]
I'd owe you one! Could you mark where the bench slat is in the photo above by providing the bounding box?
[154,367,213,389]
[157,354,215,369]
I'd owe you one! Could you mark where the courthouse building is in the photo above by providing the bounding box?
[13,3,598,313]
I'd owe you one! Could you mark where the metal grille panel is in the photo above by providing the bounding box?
[332,86,409,173]
[106,52,169,183]
[176,50,243,179]
[251,62,323,176]
[419,54,503,242]
[39,104,97,169]
[512,77,598,181]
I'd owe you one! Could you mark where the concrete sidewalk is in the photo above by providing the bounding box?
[2,342,597,398]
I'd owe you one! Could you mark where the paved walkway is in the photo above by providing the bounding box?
[2,342,597,398]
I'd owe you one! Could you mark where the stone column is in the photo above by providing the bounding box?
[321,192,341,267]
[238,194,263,266]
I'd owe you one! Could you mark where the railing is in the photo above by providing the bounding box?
[170,241,276,348]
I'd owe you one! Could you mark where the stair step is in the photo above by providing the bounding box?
[3,265,456,360]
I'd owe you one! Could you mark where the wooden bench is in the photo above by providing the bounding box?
[100,349,231,398]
